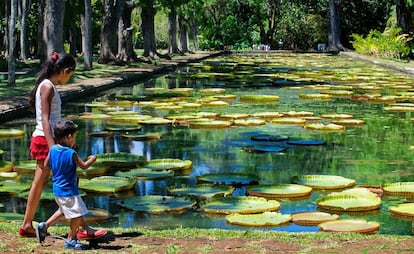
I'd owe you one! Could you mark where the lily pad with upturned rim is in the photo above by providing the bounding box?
[316,188,381,212]
[0,129,25,138]
[13,160,37,175]
[79,176,137,193]
[247,184,312,198]
[250,134,289,142]
[303,123,346,131]
[95,153,146,168]
[18,186,86,201]
[167,184,233,200]
[0,180,31,195]
[200,196,280,214]
[287,139,326,146]
[239,95,280,102]
[226,212,291,227]
[145,158,192,171]
[0,172,20,181]
[291,175,355,189]
[243,145,287,153]
[189,120,232,129]
[389,203,414,218]
[383,182,414,196]
[0,212,24,221]
[318,219,380,234]
[291,212,339,226]
[116,195,196,214]
[77,163,110,177]
[0,161,14,172]
[197,173,259,186]
[115,168,174,180]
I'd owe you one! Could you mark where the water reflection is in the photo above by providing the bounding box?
[2,53,414,234]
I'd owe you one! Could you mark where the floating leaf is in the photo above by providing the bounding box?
[189,120,232,129]
[226,212,291,227]
[116,195,196,214]
[13,160,37,175]
[316,188,381,211]
[167,184,232,200]
[96,153,146,168]
[197,173,259,185]
[79,176,136,193]
[121,132,161,141]
[0,161,14,172]
[292,175,355,189]
[389,203,414,218]
[243,145,286,153]
[0,212,24,221]
[115,168,174,180]
[291,212,339,226]
[200,196,280,214]
[0,172,20,181]
[0,129,24,138]
[271,117,305,125]
[303,123,346,131]
[239,94,279,102]
[0,180,31,195]
[383,182,414,196]
[247,184,312,198]
[145,158,192,171]
[233,119,266,126]
[17,186,86,200]
[287,139,326,146]
[88,131,114,138]
[79,113,111,120]
[318,219,380,234]
[78,163,110,177]
[250,134,289,142]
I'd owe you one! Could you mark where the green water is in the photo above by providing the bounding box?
[1,52,414,234]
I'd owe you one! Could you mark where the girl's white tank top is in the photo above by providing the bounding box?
[32,79,61,137]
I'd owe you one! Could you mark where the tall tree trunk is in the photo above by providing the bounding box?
[19,0,31,59]
[396,0,413,34]
[69,23,77,56]
[190,7,198,51]
[36,1,44,59]
[8,0,17,86]
[99,0,123,64]
[141,0,157,58]
[177,14,188,53]
[43,0,65,61]
[81,0,93,70]
[117,0,137,64]
[167,6,179,54]
[328,0,343,50]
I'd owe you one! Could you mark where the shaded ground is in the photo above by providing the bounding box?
[1,230,414,253]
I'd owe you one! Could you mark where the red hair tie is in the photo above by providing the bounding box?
[51,52,58,62]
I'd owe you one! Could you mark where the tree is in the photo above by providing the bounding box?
[19,0,31,60]
[8,0,17,86]
[117,0,137,63]
[81,0,93,70]
[99,0,124,64]
[328,0,343,49]
[42,0,65,61]
[140,0,158,58]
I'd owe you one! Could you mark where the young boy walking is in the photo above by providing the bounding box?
[36,119,107,250]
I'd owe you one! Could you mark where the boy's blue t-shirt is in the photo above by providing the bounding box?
[49,144,79,197]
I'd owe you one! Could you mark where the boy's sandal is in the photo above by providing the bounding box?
[35,222,48,243]
[76,229,107,239]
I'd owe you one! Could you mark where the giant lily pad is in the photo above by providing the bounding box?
[243,145,287,153]
[189,120,232,129]
[318,219,380,234]
[0,129,25,138]
[247,184,312,198]
[292,175,355,189]
[287,139,326,146]
[167,184,232,200]
[121,132,161,141]
[383,182,414,196]
[17,186,86,200]
[233,119,266,126]
[271,118,306,125]
[316,188,381,212]
[115,168,174,180]
[96,153,146,168]
[197,173,259,185]
[226,212,291,227]
[251,134,289,142]
[79,176,136,193]
[389,203,414,218]
[77,163,110,177]
[145,158,192,171]
[0,172,20,181]
[0,161,13,172]
[303,123,345,131]
[200,196,280,214]
[0,180,31,195]
[291,212,339,226]
[0,212,24,221]
[331,119,365,126]
[13,160,37,175]
[239,95,279,102]
[116,195,196,214]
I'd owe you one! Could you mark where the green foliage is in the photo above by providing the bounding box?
[351,27,412,59]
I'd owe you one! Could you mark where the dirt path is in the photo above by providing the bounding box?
[2,229,414,253]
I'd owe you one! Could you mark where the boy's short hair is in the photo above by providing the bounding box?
[54,120,78,139]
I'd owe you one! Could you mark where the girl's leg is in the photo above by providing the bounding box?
[20,160,50,234]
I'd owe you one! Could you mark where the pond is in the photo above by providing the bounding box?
[1,52,414,235]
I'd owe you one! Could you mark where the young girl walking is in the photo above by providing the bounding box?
[19,52,105,241]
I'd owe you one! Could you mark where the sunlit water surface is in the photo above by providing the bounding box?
[2,52,414,235]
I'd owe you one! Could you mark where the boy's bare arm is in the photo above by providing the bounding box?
[73,154,96,170]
